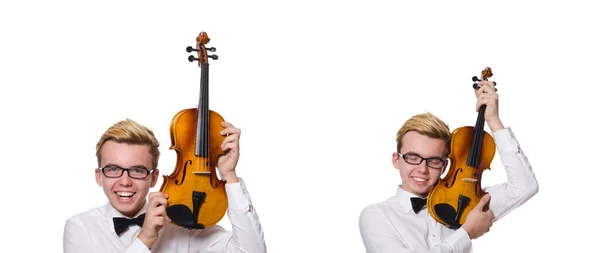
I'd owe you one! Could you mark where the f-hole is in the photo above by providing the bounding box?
[175,160,192,185]
[445,168,462,188]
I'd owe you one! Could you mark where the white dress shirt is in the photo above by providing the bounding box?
[359,127,539,253]
[63,178,267,253]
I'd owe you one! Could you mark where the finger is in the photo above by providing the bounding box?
[476,93,496,109]
[147,204,166,219]
[155,196,169,207]
[148,192,168,200]
[221,142,238,153]
[476,96,489,111]
[149,195,169,208]
[479,82,497,94]
[220,125,241,137]
[474,83,486,97]
[481,80,495,87]
[476,194,491,210]
[221,121,234,128]
[152,202,168,215]
[221,134,239,147]
[474,81,496,94]
[153,216,167,228]
[153,205,166,216]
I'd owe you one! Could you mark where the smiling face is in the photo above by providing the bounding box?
[393,112,451,198]
[95,140,158,217]
[393,131,447,198]
[93,118,161,217]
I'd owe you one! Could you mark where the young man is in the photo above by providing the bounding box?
[63,119,267,252]
[359,80,539,252]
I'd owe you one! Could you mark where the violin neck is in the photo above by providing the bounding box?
[466,105,486,168]
[195,62,210,158]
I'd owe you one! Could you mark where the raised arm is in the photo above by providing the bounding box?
[190,179,266,252]
[195,122,267,252]
[474,80,539,221]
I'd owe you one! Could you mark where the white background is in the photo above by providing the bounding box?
[1,0,598,252]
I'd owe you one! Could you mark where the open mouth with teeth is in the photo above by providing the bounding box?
[115,191,136,200]
[411,176,429,184]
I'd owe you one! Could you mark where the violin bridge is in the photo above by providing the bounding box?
[193,171,212,175]
[462,178,478,183]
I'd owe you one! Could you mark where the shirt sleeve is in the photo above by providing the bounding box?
[359,205,472,253]
[485,127,539,221]
[123,239,152,253]
[193,178,267,253]
[63,219,96,253]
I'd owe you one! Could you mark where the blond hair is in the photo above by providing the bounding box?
[396,112,451,156]
[95,118,160,169]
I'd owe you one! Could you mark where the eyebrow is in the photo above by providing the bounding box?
[103,163,149,170]
[404,152,444,160]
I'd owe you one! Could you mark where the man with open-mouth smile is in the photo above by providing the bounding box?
[63,119,267,252]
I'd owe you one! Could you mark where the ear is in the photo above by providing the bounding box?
[392,152,400,170]
[95,168,102,186]
[150,169,160,187]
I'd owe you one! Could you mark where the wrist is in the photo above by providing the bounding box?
[487,117,504,133]
[137,233,156,249]
[221,172,239,184]
[461,224,473,239]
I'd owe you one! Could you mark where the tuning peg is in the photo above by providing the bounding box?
[472,76,480,82]
[186,46,216,53]
[186,46,197,53]
[187,55,218,62]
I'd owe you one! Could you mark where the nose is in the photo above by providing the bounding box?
[415,162,429,174]
[117,171,133,186]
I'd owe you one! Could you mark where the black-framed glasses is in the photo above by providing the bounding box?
[397,152,446,169]
[100,165,154,179]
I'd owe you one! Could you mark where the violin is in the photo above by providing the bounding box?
[159,32,228,229]
[426,67,497,229]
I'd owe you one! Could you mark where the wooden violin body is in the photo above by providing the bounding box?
[159,32,228,229]
[426,67,496,229]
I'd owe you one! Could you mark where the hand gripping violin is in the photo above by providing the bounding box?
[426,67,497,229]
[159,32,228,230]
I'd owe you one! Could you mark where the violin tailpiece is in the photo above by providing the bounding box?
[165,191,208,230]
[433,194,471,230]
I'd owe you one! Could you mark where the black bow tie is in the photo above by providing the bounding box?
[410,197,427,214]
[113,213,146,236]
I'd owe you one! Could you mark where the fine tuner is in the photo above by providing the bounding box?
[186,46,218,62]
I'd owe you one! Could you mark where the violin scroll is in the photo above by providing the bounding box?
[186,32,219,65]
[472,67,497,90]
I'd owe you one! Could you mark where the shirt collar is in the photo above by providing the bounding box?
[394,185,425,214]
[101,201,149,233]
